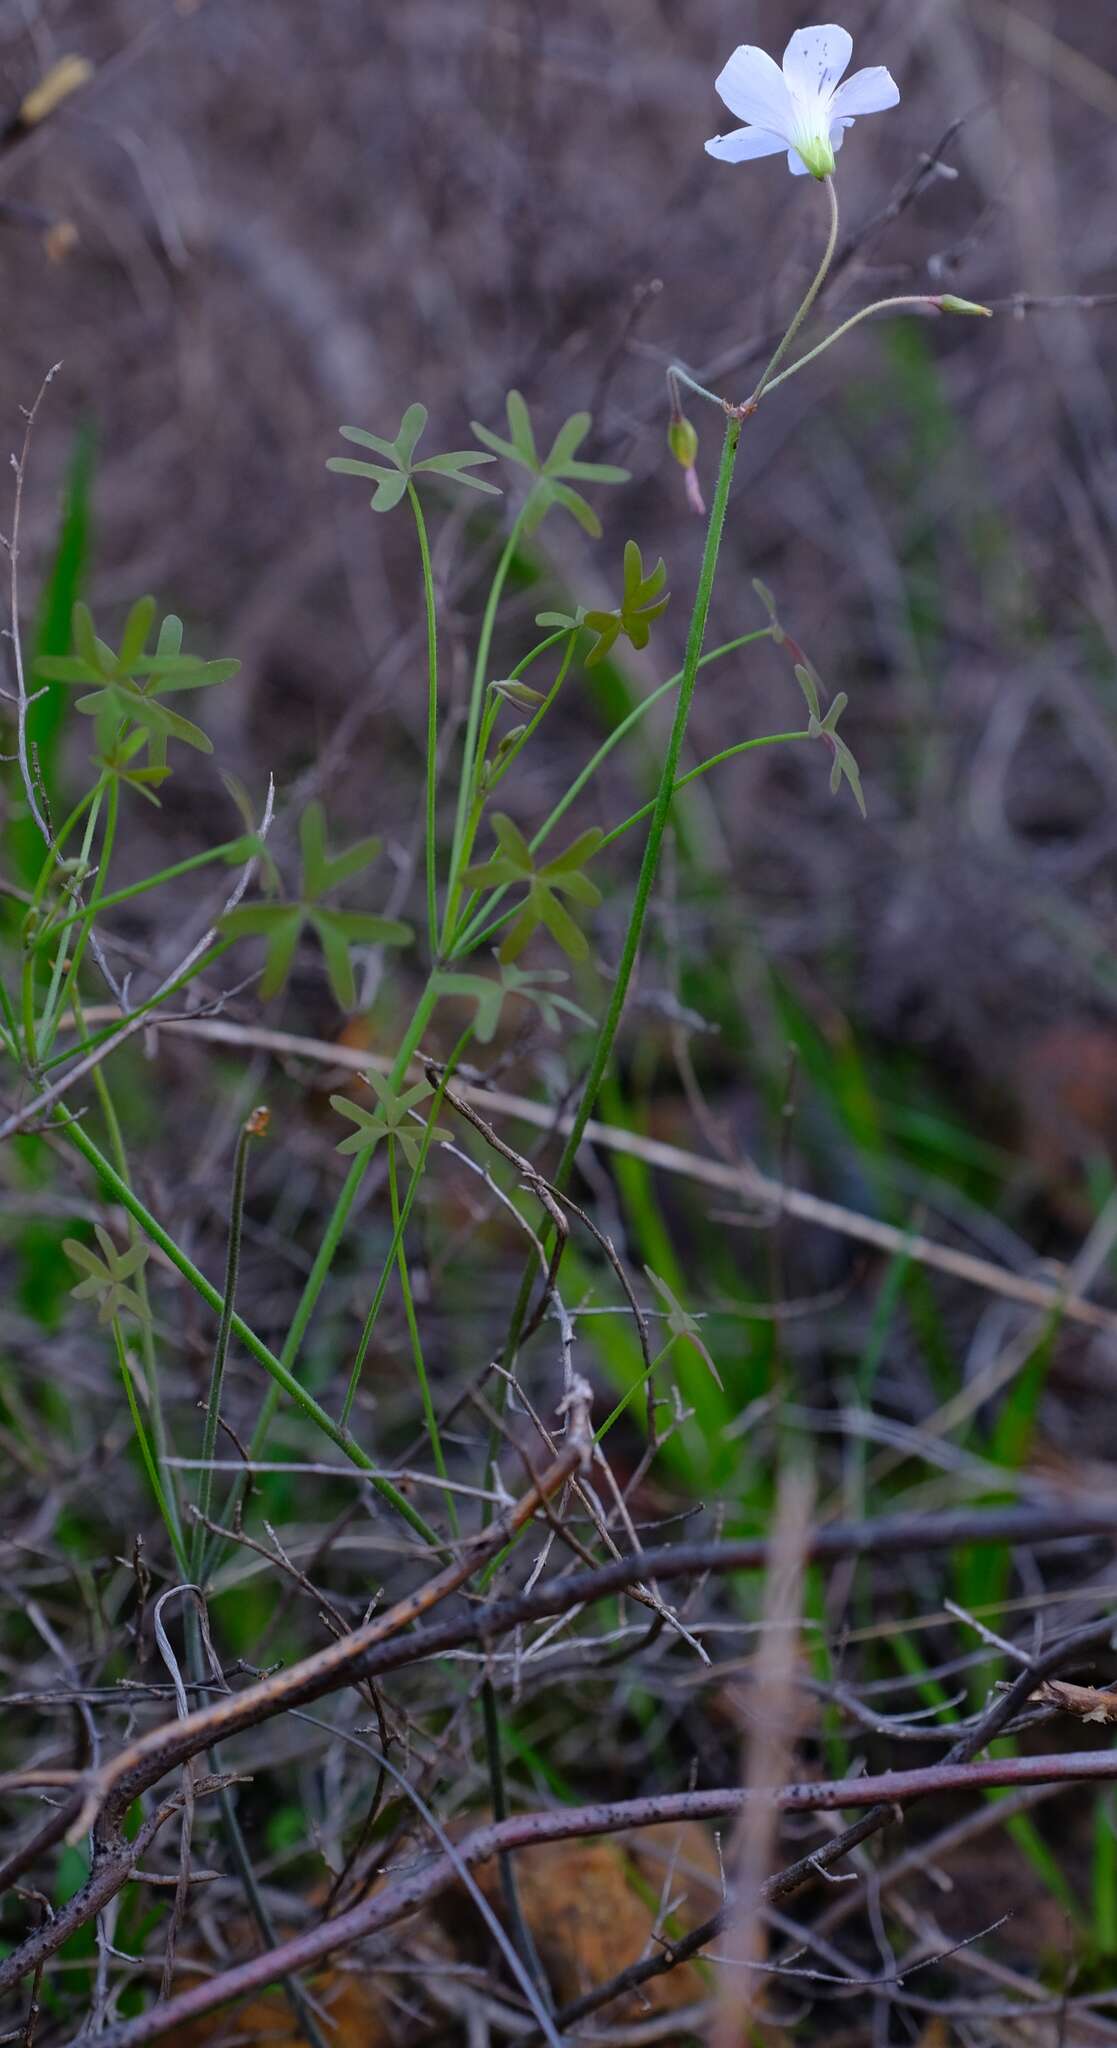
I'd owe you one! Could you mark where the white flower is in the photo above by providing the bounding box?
[706,23,899,181]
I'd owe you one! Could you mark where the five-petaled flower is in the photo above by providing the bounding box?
[706,23,899,181]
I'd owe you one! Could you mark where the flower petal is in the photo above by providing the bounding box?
[705,124,788,164]
[829,64,900,118]
[782,24,853,102]
[713,45,793,136]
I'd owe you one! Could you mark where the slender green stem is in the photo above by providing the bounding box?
[485,630,578,798]
[339,1025,473,1427]
[388,1138,458,1535]
[443,629,578,956]
[190,1110,261,1580]
[596,1336,676,1444]
[596,730,810,852]
[0,970,19,1058]
[30,838,252,950]
[58,1111,441,1547]
[407,481,440,963]
[33,784,105,1062]
[443,503,532,949]
[448,630,773,960]
[749,174,839,403]
[40,774,119,1057]
[36,939,235,1075]
[500,412,743,1367]
[113,1319,187,1572]
[481,1676,550,1999]
[89,1045,184,1560]
[761,296,947,398]
[28,779,103,915]
[668,364,725,410]
[214,974,447,1547]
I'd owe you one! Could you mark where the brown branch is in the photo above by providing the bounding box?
[3,1501,1113,1989]
[0,1391,593,1992]
[56,1741,1117,2048]
[3,1499,1112,1902]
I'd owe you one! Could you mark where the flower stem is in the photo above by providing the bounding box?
[749,173,839,403]
[407,480,440,963]
[760,296,950,397]
[190,1108,262,1581]
[339,1023,473,1428]
[500,411,743,1365]
[443,504,531,950]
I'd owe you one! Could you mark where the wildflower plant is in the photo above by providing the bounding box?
[0,30,1001,2022]
[0,13,995,1541]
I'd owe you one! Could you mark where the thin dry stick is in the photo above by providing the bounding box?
[4,1503,1116,1988]
[0,1394,594,1990]
[65,1011,1117,1333]
[58,1744,1117,2048]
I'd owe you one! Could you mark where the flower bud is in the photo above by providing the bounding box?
[668,415,699,470]
[934,295,993,318]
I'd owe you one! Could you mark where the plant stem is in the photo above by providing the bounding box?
[442,504,530,950]
[388,1137,458,1535]
[407,481,440,963]
[596,730,810,851]
[339,1024,473,1428]
[749,173,839,403]
[500,411,743,1366]
[190,1110,261,1580]
[31,838,253,947]
[448,630,773,960]
[58,1111,440,1547]
[760,295,948,398]
[112,1319,186,1571]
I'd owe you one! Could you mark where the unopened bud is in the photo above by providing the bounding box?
[668,415,699,470]
[934,295,993,318]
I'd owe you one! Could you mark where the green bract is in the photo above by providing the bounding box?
[471,392,629,539]
[583,541,670,667]
[463,813,603,963]
[327,402,501,513]
[220,800,413,1009]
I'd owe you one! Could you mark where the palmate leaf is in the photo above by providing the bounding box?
[328,403,500,514]
[34,599,240,777]
[463,815,603,965]
[220,806,413,1009]
[63,1226,151,1327]
[470,391,629,538]
[584,540,670,667]
[329,1072,449,1169]
[435,960,592,1042]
